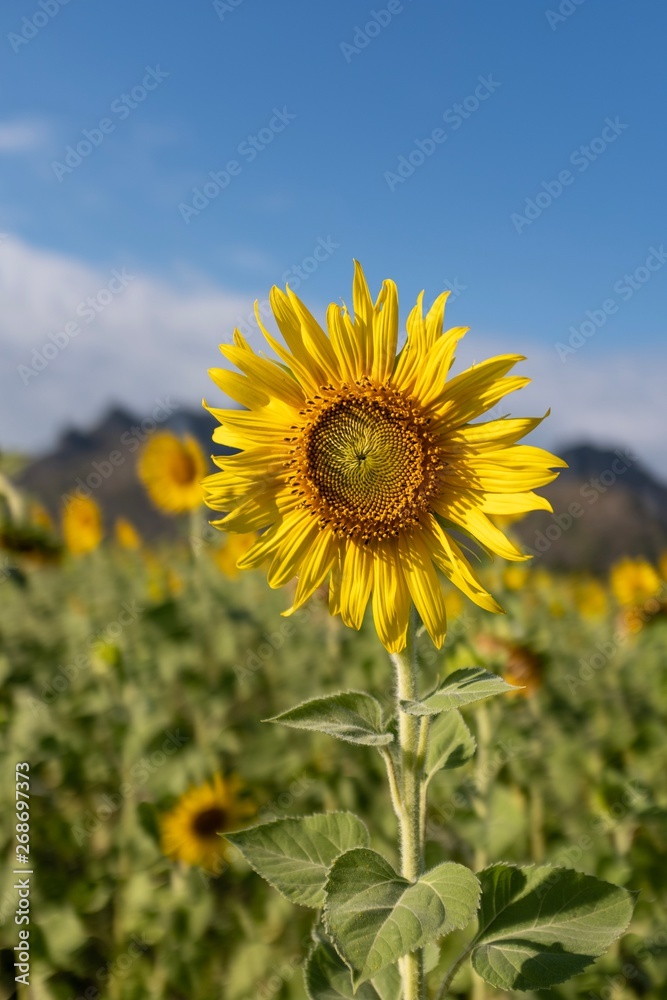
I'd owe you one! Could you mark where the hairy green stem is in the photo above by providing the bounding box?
[391,611,425,1000]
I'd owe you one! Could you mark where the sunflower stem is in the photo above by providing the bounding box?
[391,609,426,1000]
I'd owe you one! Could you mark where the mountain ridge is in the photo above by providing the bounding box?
[11,406,667,571]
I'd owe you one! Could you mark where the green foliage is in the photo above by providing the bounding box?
[424,709,476,783]
[0,544,665,998]
[305,928,401,1000]
[226,813,370,908]
[323,848,481,986]
[471,863,636,991]
[267,691,394,746]
[403,666,518,715]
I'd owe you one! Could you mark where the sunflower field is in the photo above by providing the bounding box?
[1,511,666,999]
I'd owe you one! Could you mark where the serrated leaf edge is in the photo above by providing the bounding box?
[225,812,371,909]
[470,862,638,991]
[263,690,394,745]
[322,848,481,987]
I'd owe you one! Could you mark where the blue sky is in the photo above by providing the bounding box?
[1,0,666,473]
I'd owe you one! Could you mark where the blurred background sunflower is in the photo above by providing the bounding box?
[61,495,104,555]
[138,431,207,515]
[160,774,254,874]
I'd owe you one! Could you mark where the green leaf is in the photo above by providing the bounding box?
[323,848,480,986]
[267,691,394,746]
[226,813,369,908]
[425,709,476,782]
[403,667,518,715]
[305,929,401,1000]
[471,864,636,991]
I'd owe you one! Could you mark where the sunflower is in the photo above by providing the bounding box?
[573,575,608,621]
[160,774,253,873]
[138,431,207,514]
[610,557,661,608]
[114,516,142,550]
[203,262,565,652]
[502,564,530,591]
[62,496,103,555]
[213,531,259,579]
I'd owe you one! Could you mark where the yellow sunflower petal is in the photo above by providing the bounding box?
[372,540,411,653]
[339,541,374,629]
[371,279,399,383]
[398,532,448,647]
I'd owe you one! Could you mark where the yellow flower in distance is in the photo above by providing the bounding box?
[574,576,608,620]
[160,774,253,873]
[114,516,142,550]
[204,262,565,652]
[138,431,207,514]
[503,564,530,591]
[610,557,661,607]
[213,531,258,578]
[62,496,103,555]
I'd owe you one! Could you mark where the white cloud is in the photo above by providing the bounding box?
[454,332,667,478]
[0,235,252,452]
[0,119,49,153]
[1,234,665,479]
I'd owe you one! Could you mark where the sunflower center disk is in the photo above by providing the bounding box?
[191,806,227,838]
[170,452,197,485]
[291,384,443,542]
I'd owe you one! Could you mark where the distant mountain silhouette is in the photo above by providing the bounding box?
[514,443,667,571]
[15,404,222,540]
[12,410,667,570]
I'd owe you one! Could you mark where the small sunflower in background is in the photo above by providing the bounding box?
[114,516,142,550]
[503,643,545,697]
[502,563,531,591]
[204,261,564,652]
[573,575,608,621]
[213,531,258,579]
[610,557,663,635]
[160,774,253,873]
[473,634,544,697]
[62,496,104,555]
[138,431,207,515]
[610,557,661,607]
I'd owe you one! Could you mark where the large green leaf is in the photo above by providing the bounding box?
[267,691,394,746]
[225,813,369,907]
[305,929,401,1000]
[425,709,476,782]
[471,864,636,991]
[403,667,518,715]
[323,848,480,986]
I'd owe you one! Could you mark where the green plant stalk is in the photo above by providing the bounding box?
[391,611,426,1000]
